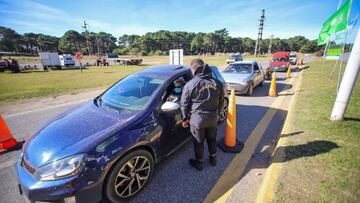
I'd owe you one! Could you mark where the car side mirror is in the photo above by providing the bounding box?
[161,102,180,112]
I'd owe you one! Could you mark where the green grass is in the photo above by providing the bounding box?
[0,65,148,103]
[0,55,270,103]
[273,59,360,202]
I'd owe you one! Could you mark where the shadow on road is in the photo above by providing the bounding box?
[127,104,273,203]
[249,82,293,97]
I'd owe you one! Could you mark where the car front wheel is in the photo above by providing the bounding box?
[105,150,154,202]
[246,83,254,96]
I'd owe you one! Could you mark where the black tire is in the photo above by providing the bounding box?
[246,83,254,96]
[218,98,228,123]
[104,149,154,203]
[259,79,264,86]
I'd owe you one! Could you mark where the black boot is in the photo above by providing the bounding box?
[210,156,217,167]
[189,159,203,171]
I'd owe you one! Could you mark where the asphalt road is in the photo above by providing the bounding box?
[0,69,300,203]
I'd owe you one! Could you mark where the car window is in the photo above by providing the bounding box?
[164,75,189,103]
[224,63,252,74]
[254,63,259,71]
[100,74,166,111]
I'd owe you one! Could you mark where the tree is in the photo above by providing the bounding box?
[37,34,59,52]
[242,37,255,53]
[214,28,229,53]
[299,40,319,53]
[287,36,308,51]
[23,33,39,53]
[58,30,85,53]
[191,33,205,54]
[0,27,23,52]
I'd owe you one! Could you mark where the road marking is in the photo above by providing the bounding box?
[204,76,296,203]
[255,72,302,203]
[3,99,90,118]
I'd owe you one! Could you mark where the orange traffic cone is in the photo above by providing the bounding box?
[268,72,277,97]
[0,115,18,150]
[218,89,243,153]
[286,64,291,79]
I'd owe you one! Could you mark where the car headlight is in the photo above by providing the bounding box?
[34,154,86,181]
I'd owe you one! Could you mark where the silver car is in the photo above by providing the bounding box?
[226,54,243,64]
[221,61,265,96]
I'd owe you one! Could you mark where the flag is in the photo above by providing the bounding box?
[317,0,352,45]
[348,14,359,30]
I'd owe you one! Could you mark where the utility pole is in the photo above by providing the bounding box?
[268,34,274,54]
[82,20,91,55]
[330,28,360,121]
[254,9,265,57]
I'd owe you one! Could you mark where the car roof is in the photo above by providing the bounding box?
[232,60,255,64]
[140,64,190,77]
[139,64,220,77]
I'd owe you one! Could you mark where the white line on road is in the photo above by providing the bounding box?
[3,99,90,118]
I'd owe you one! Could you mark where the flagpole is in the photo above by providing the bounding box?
[336,0,353,92]
[330,27,360,121]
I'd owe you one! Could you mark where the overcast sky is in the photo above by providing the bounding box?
[0,0,359,41]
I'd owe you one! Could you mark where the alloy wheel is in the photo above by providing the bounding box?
[114,156,151,198]
[219,99,228,122]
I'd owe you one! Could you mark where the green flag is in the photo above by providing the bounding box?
[317,0,351,45]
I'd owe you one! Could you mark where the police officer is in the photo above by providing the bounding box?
[181,58,224,171]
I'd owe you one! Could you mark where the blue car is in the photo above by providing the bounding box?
[16,65,228,203]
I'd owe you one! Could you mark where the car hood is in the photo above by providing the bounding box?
[269,61,288,67]
[221,72,252,83]
[23,101,137,168]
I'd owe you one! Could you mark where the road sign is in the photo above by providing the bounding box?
[75,51,83,60]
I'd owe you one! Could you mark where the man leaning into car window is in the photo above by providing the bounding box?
[180,58,224,171]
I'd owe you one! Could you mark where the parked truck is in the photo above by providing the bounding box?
[39,52,61,70]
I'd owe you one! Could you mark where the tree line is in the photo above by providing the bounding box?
[0,26,321,56]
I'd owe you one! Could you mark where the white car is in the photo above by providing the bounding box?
[289,52,297,65]
[226,54,243,64]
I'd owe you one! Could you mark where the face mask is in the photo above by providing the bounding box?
[174,87,182,94]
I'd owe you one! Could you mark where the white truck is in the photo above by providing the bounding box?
[59,54,76,67]
[39,52,61,70]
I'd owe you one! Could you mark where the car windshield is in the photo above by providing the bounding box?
[273,57,288,62]
[100,74,166,112]
[224,63,252,74]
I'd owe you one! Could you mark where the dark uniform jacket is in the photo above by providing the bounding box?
[180,64,225,130]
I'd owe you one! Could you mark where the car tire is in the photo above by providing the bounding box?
[218,98,228,123]
[246,83,254,96]
[259,79,264,86]
[104,149,154,203]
